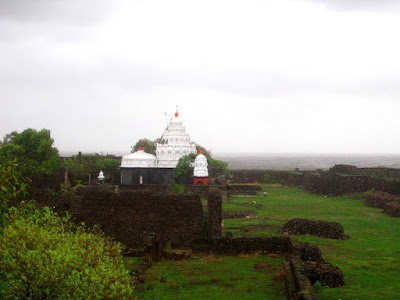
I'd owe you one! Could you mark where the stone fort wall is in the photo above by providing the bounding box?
[229,168,400,196]
[75,190,206,248]
[30,177,223,248]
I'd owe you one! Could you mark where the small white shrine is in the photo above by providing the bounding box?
[193,150,209,186]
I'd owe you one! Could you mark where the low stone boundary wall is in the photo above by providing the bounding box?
[227,184,262,195]
[365,191,400,208]
[292,242,344,288]
[330,164,400,178]
[285,242,344,299]
[229,169,400,196]
[365,192,400,217]
[384,202,400,217]
[281,218,346,239]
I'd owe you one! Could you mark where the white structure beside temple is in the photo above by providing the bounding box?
[193,151,208,177]
[155,111,197,168]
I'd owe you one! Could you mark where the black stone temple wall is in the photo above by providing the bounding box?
[120,168,174,185]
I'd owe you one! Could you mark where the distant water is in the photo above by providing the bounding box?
[212,153,400,171]
[60,151,400,171]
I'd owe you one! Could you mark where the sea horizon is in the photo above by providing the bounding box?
[59,151,400,171]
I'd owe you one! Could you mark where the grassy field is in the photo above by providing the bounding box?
[129,255,286,299]
[127,185,400,299]
[224,185,400,299]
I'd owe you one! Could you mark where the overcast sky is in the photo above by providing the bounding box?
[1,0,400,154]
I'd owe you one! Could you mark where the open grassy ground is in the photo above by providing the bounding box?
[126,255,285,299]
[224,185,400,299]
[126,185,400,299]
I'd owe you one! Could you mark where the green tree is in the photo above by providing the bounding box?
[63,154,120,183]
[194,143,212,158]
[0,129,60,177]
[173,153,196,182]
[0,204,134,299]
[95,158,120,173]
[63,154,99,175]
[131,138,157,155]
[208,157,228,179]
[173,152,228,183]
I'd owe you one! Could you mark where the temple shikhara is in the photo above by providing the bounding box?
[120,109,207,185]
[156,111,197,167]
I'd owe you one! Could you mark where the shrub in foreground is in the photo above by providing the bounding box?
[0,204,134,299]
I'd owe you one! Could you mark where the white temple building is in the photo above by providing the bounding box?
[120,110,198,185]
[156,111,197,168]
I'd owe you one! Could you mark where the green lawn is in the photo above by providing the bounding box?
[127,255,285,299]
[224,186,400,300]
[126,185,400,299]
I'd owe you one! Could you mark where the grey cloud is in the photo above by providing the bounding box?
[92,59,400,99]
[1,53,399,107]
[0,0,115,25]
[307,0,400,12]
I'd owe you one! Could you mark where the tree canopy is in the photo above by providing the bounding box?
[63,153,120,184]
[0,129,60,177]
[131,138,158,155]
[173,153,197,182]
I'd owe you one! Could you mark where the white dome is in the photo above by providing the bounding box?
[194,153,208,177]
[120,149,157,168]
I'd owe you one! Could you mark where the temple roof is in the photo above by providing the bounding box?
[120,149,157,168]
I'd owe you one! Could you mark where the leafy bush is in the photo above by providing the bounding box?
[0,159,30,226]
[0,204,134,299]
[208,157,228,179]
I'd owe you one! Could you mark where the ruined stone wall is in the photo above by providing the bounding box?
[229,169,400,196]
[207,188,222,238]
[281,218,345,239]
[365,192,400,217]
[228,170,271,183]
[76,190,205,248]
[31,183,225,248]
[226,184,262,195]
[330,164,400,178]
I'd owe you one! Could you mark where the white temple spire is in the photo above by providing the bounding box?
[156,107,197,168]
